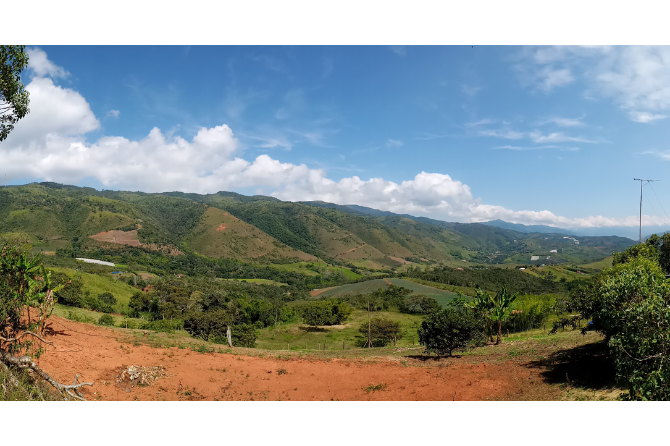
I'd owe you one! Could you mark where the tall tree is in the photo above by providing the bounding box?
[1,45,30,142]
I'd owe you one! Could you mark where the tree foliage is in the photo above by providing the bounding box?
[417,306,485,357]
[1,45,30,142]
[570,242,670,400]
[358,317,402,347]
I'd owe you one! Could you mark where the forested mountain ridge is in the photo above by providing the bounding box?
[0,183,633,268]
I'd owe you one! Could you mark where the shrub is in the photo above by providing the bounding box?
[98,314,115,326]
[359,318,402,347]
[418,307,484,357]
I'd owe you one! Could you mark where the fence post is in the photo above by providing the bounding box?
[412,335,414,345]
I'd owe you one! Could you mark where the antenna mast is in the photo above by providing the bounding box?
[634,178,660,244]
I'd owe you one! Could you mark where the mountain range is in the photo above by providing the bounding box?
[0,183,635,269]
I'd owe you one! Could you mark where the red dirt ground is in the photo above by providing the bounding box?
[35,316,561,401]
[89,230,142,247]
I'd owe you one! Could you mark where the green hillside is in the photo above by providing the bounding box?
[0,183,628,271]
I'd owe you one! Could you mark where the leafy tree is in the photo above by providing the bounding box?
[574,257,670,399]
[301,300,352,327]
[489,285,518,345]
[613,242,659,266]
[1,45,30,142]
[358,317,402,347]
[398,294,440,314]
[97,292,117,313]
[98,314,114,326]
[417,307,484,357]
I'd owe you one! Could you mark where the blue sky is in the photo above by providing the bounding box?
[4,45,670,230]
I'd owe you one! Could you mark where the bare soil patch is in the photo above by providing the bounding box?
[28,316,593,401]
[90,230,141,247]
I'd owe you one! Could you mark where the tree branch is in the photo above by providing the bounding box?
[0,351,94,400]
[0,331,55,347]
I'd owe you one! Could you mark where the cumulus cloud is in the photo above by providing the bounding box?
[3,47,665,230]
[26,47,69,78]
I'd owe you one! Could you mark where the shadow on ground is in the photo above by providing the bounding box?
[526,340,615,390]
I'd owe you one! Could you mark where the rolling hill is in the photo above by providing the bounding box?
[0,182,633,270]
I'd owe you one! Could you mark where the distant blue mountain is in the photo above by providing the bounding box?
[480,219,576,235]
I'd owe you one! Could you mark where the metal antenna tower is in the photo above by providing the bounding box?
[634,178,660,244]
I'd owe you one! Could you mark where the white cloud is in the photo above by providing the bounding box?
[3,77,99,147]
[387,139,403,147]
[465,119,494,127]
[389,46,406,56]
[537,67,574,91]
[26,47,69,78]
[628,110,667,123]
[528,131,595,144]
[106,109,120,118]
[479,129,525,140]
[516,46,670,122]
[642,150,670,161]
[539,116,585,127]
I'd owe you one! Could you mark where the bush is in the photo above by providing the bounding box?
[231,324,258,348]
[359,318,402,347]
[418,307,485,357]
[98,314,115,326]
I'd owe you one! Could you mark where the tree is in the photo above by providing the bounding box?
[301,300,352,327]
[1,45,30,142]
[399,294,440,314]
[417,307,484,357]
[97,292,117,313]
[575,257,670,400]
[359,318,402,347]
[489,285,518,345]
[1,243,93,400]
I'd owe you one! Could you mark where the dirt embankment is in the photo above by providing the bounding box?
[35,316,562,401]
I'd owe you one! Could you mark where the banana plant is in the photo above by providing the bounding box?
[467,289,495,342]
[489,285,519,345]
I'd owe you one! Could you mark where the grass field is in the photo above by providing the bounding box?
[267,261,363,280]
[315,278,460,306]
[255,309,424,350]
[48,266,138,309]
[580,256,613,271]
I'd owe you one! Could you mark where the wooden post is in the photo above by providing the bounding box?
[288,343,290,351]
[412,335,414,345]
